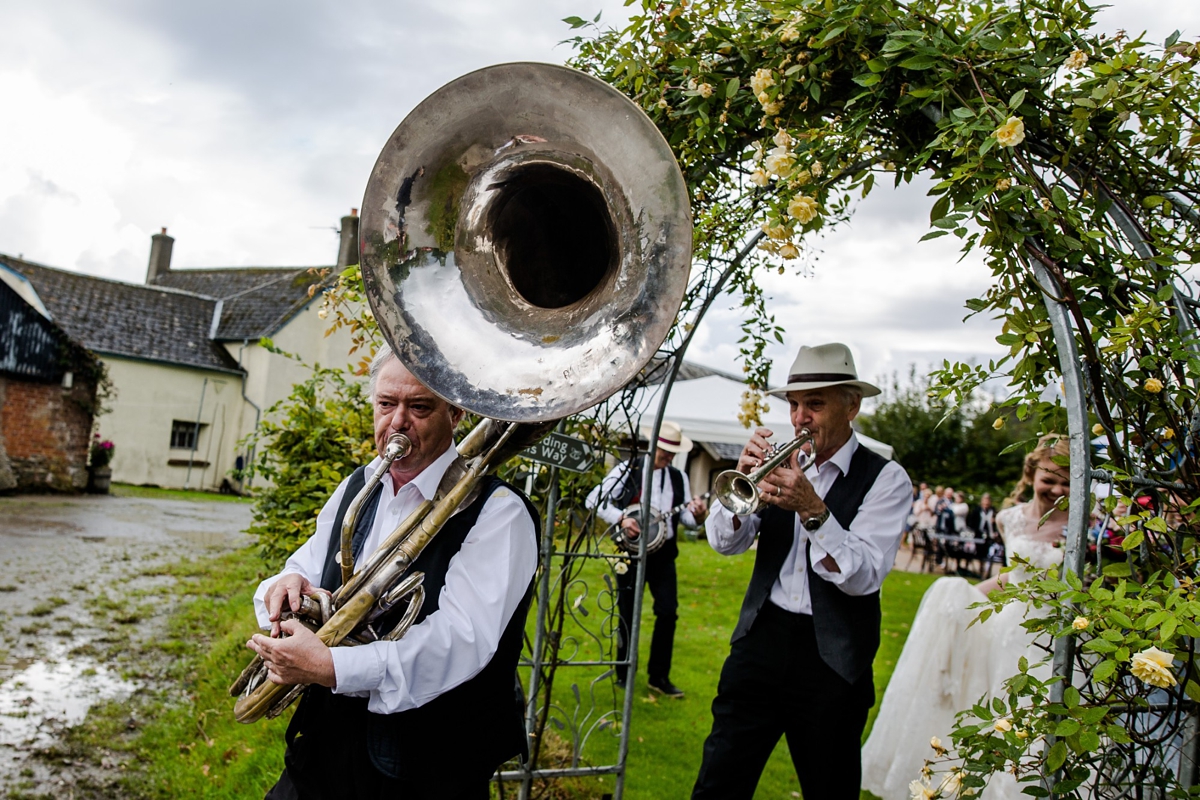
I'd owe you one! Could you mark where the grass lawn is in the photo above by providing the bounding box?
[111,483,252,503]
[62,539,936,799]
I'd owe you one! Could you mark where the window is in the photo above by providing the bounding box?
[170,420,204,450]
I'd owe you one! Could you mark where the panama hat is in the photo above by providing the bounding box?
[766,343,881,398]
[639,420,693,453]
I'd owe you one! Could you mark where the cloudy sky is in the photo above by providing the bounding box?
[3,0,1197,394]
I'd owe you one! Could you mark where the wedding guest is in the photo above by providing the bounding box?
[966,493,997,539]
[952,491,970,534]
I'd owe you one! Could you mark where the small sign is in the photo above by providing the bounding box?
[522,432,595,473]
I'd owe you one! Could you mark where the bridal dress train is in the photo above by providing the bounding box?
[861,504,1062,799]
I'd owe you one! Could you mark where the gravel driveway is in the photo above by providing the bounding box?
[0,492,252,796]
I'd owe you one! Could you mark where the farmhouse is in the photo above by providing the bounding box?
[0,213,360,491]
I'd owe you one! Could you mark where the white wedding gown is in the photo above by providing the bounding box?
[861,504,1062,799]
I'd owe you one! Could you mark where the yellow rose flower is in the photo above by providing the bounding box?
[761,100,783,116]
[697,83,714,98]
[787,194,820,224]
[995,116,1026,147]
[1065,49,1089,70]
[1144,377,1164,393]
[811,160,824,177]
[993,417,1005,430]
[750,170,770,187]
[939,770,963,795]
[908,779,936,800]
[995,177,1012,191]
[791,169,812,187]
[613,560,629,575]
[656,97,669,109]
[930,735,948,755]
[1015,728,1029,739]
[779,243,800,260]
[317,306,330,320]
[773,129,793,148]
[1092,423,1104,436]
[994,718,1013,733]
[1131,646,1177,688]
[1072,616,1089,631]
[756,90,771,105]
[761,223,790,240]
[750,68,775,95]
[763,147,795,177]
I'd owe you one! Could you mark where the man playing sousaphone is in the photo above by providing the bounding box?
[247,345,539,800]
[692,342,912,799]
[588,420,708,697]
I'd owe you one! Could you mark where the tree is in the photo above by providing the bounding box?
[858,367,1030,493]
[238,342,374,567]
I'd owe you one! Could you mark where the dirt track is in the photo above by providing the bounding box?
[0,492,252,797]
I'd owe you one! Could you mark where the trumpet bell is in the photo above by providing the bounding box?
[712,471,759,517]
[360,62,691,422]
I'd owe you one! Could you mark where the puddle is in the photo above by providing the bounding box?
[0,493,252,795]
[0,647,137,749]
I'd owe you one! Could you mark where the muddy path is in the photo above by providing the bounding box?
[0,493,252,797]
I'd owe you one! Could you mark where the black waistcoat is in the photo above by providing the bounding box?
[284,468,537,795]
[731,443,888,686]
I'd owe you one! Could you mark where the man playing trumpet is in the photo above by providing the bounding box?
[692,342,912,800]
[248,345,538,800]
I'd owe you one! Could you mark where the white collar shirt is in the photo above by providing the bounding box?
[588,460,699,534]
[252,443,538,714]
[707,433,912,614]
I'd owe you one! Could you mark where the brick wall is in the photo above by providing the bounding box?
[0,376,95,492]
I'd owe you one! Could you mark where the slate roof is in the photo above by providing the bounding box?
[1,255,243,373]
[152,267,328,341]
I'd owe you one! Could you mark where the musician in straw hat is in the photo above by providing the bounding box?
[588,420,708,697]
[247,345,538,800]
[692,343,912,800]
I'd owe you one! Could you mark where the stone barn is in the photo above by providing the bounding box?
[0,272,102,492]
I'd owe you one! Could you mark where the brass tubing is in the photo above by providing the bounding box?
[339,433,411,586]
[232,423,518,724]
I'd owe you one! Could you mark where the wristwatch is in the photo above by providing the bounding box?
[801,507,830,532]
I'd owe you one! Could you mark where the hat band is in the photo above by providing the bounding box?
[787,372,857,384]
[658,435,681,446]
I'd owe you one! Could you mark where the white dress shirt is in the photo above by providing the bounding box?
[253,443,538,714]
[707,434,912,614]
[588,460,699,536]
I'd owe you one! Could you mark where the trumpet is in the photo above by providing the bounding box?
[712,429,813,516]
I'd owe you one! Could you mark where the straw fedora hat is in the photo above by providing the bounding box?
[639,420,693,453]
[766,343,881,398]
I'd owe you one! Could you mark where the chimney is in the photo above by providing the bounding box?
[337,209,359,268]
[147,227,174,284]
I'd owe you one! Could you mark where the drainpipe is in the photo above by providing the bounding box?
[237,340,261,489]
[184,377,208,490]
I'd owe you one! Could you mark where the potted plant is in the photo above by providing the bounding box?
[88,436,115,493]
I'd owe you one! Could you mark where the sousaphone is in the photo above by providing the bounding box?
[230,63,691,723]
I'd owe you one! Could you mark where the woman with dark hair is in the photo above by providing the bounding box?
[862,435,1071,799]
